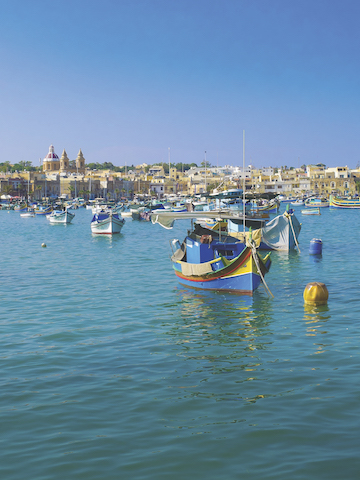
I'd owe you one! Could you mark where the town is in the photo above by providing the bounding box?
[1,144,359,201]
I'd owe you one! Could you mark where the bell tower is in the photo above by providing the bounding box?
[75,149,86,173]
[60,149,69,172]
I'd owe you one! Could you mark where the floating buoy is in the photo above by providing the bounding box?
[41,243,47,248]
[303,282,328,305]
[309,238,322,255]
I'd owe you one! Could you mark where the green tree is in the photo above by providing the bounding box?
[36,184,42,200]
[68,185,75,198]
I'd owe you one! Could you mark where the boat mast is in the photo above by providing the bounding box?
[243,130,246,233]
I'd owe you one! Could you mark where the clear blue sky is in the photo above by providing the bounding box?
[1,0,359,168]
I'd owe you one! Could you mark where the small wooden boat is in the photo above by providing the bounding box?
[304,197,329,208]
[20,211,35,218]
[329,195,360,209]
[47,209,75,224]
[152,210,273,295]
[301,208,321,215]
[91,210,125,234]
[35,205,53,215]
[170,227,271,294]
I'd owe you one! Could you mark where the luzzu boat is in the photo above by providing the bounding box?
[91,210,125,234]
[329,195,360,209]
[152,210,272,295]
[170,227,271,294]
[35,205,53,215]
[304,197,329,208]
[15,203,29,212]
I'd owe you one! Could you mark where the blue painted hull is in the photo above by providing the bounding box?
[173,268,262,293]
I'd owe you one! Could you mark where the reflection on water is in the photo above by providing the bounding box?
[303,303,332,355]
[90,233,123,246]
[166,287,274,368]
[158,288,277,406]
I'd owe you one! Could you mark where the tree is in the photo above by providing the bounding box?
[68,185,75,198]
[36,185,42,200]
[115,188,120,200]
[1,184,13,197]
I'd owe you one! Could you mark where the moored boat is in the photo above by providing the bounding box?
[35,205,53,215]
[301,208,321,215]
[91,210,125,234]
[47,209,75,224]
[304,197,329,208]
[329,195,360,208]
[170,227,271,294]
[20,210,35,218]
[152,209,273,295]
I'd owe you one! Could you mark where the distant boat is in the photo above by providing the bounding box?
[290,199,305,206]
[304,197,329,208]
[35,205,53,215]
[301,208,321,215]
[329,195,360,209]
[47,209,75,224]
[15,203,29,212]
[91,210,125,234]
[20,211,35,218]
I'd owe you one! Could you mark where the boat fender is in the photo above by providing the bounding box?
[200,235,213,244]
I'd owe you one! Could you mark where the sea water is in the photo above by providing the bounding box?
[1,206,359,479]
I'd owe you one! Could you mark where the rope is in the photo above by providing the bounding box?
[248,239,274,298]
[288,213,301,253]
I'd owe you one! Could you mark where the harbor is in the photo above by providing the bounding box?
[1,204,360,478]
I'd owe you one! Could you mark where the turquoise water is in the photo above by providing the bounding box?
[1,206,359,479]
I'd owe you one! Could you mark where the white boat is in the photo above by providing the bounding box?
[301,208,321,215]
[47,209,75,224]
[91,210,125,234]
[290,199,305,206]
[20,211,35,218]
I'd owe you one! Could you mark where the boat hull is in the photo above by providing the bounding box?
[48,211,75,224]
[329,195,360,208]
[173,247,271,295]
[91,214,125,234]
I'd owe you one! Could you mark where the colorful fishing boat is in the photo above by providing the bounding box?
[251,201,279,214]
[35,205,53,215]
[304,197,329,208]
[329,195,360,209]
[91,210,125,234]
[14,203,29,212]
[152,209,272,295]
[170,227,271,294]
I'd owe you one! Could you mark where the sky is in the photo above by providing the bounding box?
[1,0,360,169]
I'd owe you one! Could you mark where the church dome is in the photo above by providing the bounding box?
[44,145,59,161]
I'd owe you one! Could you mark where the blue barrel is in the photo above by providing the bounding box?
[309,238,322,255]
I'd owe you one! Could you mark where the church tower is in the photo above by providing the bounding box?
[75,149,86,173]
[60,149,69,172]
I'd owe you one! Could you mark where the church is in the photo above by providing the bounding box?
[42,145,86,174]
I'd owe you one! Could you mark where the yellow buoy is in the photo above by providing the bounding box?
[41,243,47,248]
[303,282,328,305]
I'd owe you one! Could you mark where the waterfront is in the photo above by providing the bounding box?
[1,206,360,479]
